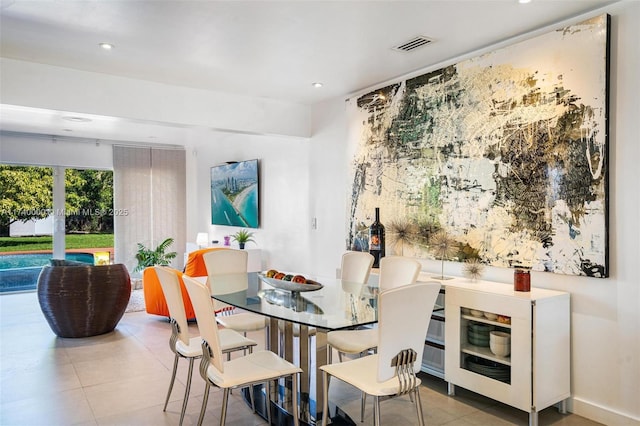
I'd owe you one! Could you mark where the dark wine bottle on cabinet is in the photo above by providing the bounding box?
[369,207,385,268]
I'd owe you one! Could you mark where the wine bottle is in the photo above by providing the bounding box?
[369,207,385,268]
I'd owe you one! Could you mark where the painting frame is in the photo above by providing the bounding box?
[210,159,260,229]
[347,14,610,278]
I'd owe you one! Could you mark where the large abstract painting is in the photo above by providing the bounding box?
[347,15,609,278]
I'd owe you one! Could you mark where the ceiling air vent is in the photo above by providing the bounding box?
[393,36,433,52]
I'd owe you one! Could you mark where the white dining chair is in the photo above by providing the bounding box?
[320,281,441,426]
[154,266,258,426]
[202,249,269,343]
[326,255,420,363]
[277,252,373,345]
[182,275,303,426]
[341,251,375,284]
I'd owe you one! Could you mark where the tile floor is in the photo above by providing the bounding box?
[0,291,601,426]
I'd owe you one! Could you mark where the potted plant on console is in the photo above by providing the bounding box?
[232,229,255,249]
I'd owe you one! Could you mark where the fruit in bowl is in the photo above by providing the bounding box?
[264,270,309,284]
[265,269,278,278]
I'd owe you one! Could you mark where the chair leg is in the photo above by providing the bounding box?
[338,351,343,362]
[220,388,230,426]
[360,392,366,422]
[197,383,210,426]
[321,371,330,426]
[243,331,248,356]
[179,358,194,426]
[414,387,425,426]
[327,344,332,364]
[266,381,272,425]
[249,385,256,413]
[163,353,180,411]
[373,396,381,426]
[292,373,300,426]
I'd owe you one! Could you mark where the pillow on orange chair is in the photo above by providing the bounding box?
[143,267,196,319]
[144,248,229,318]
[184,247,228,277]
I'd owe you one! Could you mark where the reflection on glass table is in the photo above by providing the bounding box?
[210,272,379,425]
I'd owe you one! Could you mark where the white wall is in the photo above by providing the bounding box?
[188,131,313,274]
[0,133,113,169]
[307,3,640,425]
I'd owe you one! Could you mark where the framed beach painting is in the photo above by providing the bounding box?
[211,159,259,228]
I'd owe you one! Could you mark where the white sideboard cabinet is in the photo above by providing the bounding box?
[184,246,263,272]
[444,281,570,426]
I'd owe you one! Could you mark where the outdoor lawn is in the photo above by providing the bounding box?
[0,234,114,253]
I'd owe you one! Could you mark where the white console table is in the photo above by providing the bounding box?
[184,245,262,272]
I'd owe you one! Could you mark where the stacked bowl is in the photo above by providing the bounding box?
[467,322,493,347]
[489,331,511,357]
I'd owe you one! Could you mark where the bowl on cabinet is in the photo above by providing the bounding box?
[484,312,498,320]
[470,309,484,317]
[489,331,511,356]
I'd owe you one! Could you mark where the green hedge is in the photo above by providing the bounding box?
[0,234,114,253]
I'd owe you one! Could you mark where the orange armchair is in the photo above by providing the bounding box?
[143,247,228,318]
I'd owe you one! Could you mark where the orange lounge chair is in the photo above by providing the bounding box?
[143,247,228,319]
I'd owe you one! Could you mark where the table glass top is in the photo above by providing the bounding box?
[210,272,379,331]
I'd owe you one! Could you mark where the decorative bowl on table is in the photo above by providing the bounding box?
[258,270,323,292]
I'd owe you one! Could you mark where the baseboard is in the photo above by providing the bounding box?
[570,397,640,426]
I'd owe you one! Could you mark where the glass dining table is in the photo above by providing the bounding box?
[210,271,380,425]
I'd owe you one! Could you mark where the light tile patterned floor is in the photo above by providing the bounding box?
[0,291,601,426]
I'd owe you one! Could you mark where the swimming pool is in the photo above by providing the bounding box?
[0,253,95,293]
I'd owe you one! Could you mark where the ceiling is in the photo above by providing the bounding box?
[0,0,616,144]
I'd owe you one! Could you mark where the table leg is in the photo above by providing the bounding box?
[256,320,336,425]
[299,325,311,422]
[269,318,279,352]
[315,329,328,424]
[283,321,294,363]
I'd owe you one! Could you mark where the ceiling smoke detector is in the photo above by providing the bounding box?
[393,36,433,52]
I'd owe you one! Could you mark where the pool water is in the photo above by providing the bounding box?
[0,253,95,293]
[0,252,94,269]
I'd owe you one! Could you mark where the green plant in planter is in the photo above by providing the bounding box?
[134,237,177,272]
[232,229,255,249]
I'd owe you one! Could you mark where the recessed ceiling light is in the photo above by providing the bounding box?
[99,42,114,50]
[312,82,323,88]
[518,0,531,4]
[62,116,92,123]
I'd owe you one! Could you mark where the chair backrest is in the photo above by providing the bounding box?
[182,275,225,373]
[376,281,441,382]
[154,266,190,345]
[203,249,248,276]
[202,249,250,302]
[185,247,227,277]
[341,251,375,284]
[378,256,421,291]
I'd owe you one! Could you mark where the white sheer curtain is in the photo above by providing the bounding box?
[113,146,186,274]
